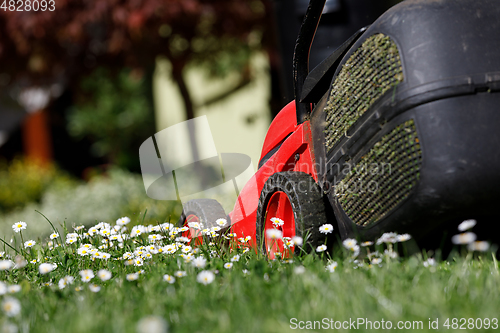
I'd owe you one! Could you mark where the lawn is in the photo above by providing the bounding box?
[0,216,498,333]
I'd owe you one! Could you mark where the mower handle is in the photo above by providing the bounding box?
[293,0,327,125]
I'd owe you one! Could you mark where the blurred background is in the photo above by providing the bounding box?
[0,0,401,239]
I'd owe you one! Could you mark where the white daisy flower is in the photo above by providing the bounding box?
[467,240,490,252]
[88,227,98,236]
[122,252,133,260]
[134,249,147,257]
[0,282,6,295]
[7,285,21,294]
[350,245,360,257]
[371,258,382,265]
[326,261,338,272]
[126,273,139,281]
[74,225,85,231]
[316,244,327,252]
[283,237,293,248]
[270,217,284,227]
[457,218,477,232]
[12,221,27,233]
[0,260,14,271]
[66,238,77,245]
[423,258,436,267]
[192,257,207,269]
[197,270,215,285]
[150,225,161,232]
[181,246,192,254]
[2,297,21,317]
[96,269,112,282]
[58,276,75,289]
[134,258,144,266]
[109,234,122,242]
[131,225,146,237]
[24,240,36,248]
[163,245,176,254]
[79,269,94,282]
[342,238,357,250]
[215,218,227,227]
[188,222,202,229]
[384,249,398,259]
[136,316,168,333]
[319,224,334,234]
[361,241,373,247]
[116,217,131,226]
[95,222,110,229]
[174,271,187,278]
[224,262,233,269]
[89,284,101,292]
[163,274,176,284]
[148,234,164,242]
[39,263,55,274]
[147,245,158,254]
[452,232,477,245]
[160,222,174,231]
[231,255,240,262]
[397,234,412,242]
[99,229,111,237]
[175,236,189,243]
[291,236,303,246]
[14,256,27,269]
[293,266,306,274]
[266,229,283,240]
[49,232,59,240]
[376,232,398,245]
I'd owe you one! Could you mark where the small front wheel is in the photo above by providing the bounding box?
[179,199,228,244]
[256,171,331,258]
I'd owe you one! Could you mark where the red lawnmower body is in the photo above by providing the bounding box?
[179,0,500,255]
[229,101,318,246]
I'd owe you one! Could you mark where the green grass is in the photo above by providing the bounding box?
[0,217,499,333]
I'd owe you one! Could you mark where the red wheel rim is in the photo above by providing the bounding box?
[264,191,296,259]
[183,214,203,246]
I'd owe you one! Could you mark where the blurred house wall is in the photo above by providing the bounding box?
[153,52,271,170]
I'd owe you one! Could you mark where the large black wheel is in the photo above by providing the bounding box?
[179,199,228,242]
[256,171,332,258]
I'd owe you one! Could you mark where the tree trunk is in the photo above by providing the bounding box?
[170,60,210,192]
[171,63,195,120]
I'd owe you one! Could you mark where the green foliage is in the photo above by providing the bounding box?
[0,168,181,240]
[0,158,76,214]
[66,68,156,170]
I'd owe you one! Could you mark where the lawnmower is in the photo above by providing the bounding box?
[179,0,500,257]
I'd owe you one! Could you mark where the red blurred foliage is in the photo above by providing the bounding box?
[0,0,269,92]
